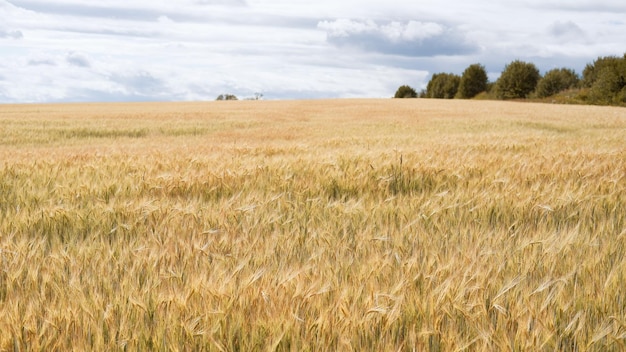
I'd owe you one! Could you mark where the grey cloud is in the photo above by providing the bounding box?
[28,58,57,66]
[0,28,23,39]
[47,72,180,103]
[66,52,91,67]
[318,19,477,57]
[265,89,340,100]
[10,0,176,22]
[195,0,247,5]
[532,1,626,13]
[549,21,585,38]
[52,88,170,103]
[109,71,169,97]
[10,0,314,30]
[57,26,160,39]
[186,83,212,98]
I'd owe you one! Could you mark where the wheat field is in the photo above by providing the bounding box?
[0,99,625,351]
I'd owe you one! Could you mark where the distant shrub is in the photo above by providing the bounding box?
[495,60,541,99]
[535,68,580,98]
[426,73,461,99]
[394,85,418,98]
[216,94,238,101]
[456,64,488,99]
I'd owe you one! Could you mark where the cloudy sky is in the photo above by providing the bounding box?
[0,0,625,102]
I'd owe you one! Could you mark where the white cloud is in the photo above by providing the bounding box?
[317,19,377,38]
[157,15,174,24]
[318,19,445,43]
[392,21,444,41]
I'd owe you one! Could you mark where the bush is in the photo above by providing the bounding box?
[456,64,488,99]
[535,68,580,98]
[495,60,541,99]
[426,73,461,99]
[394,85,418,98]
[616,87,626,104]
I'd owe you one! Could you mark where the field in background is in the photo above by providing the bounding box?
[1,99,625,351]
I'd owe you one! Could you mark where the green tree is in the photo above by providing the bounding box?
[456,64,488,99]
[582,56,622,88]
[495,60,541,99]
[535,68,580,98]
[426,73,461,99]
[582,54,626,105]
[394,85,418,98]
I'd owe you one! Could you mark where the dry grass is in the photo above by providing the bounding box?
[1,99,625,351]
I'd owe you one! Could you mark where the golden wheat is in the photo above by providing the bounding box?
[0,99,625,351]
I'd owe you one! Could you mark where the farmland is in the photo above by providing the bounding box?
[0,99,625,350]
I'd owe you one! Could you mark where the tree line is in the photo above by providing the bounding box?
[395,53,626,106]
